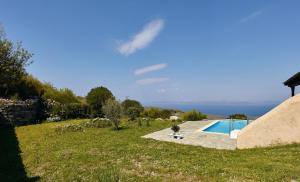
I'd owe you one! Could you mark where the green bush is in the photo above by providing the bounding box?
[55,124,84,133]
[81,118,112,128]
[48,102,90,120]
[228,114,247,120]
[141,108,173,119]
[43,84,81,104]
[181,110,207,121]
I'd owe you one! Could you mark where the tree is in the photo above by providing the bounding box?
[86,86,115,117]
[102,99,122,130]
[121,99,143,118]
[126,107,141,121]
[121,99,143,112]
[0,26,33,98]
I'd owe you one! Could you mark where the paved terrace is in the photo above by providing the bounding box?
[143,120,237,150]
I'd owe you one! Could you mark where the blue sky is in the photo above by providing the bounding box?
[1,0,299,103]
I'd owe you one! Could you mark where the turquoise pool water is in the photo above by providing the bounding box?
[203,120,248,134]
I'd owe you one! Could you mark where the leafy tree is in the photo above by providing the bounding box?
[121,99,143,112]
[121,99,143,119]
[0,26,33,98]
[126,107,141,121]
[86,86,114,117]
[102,99,122,130]
[181,110,207,121]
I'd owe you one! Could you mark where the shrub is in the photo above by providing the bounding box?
[48,102,90,120]
[142,108,173,119]
[160,109,172,119]
[181,110,207,121]
[86,86,114,117]
[42,84,81,104]
[102,99,122,130]
[55,124,84,133]
[81,118,112,128]
[17,74,44,99]
[228,114,247,120]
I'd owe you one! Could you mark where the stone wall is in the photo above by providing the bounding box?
[0,99,38,126]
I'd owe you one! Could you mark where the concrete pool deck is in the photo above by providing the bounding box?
[142,120,237,150]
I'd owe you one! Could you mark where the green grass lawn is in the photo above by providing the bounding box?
[1,119,300,181]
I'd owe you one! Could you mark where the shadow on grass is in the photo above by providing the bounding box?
[0,126,40,181]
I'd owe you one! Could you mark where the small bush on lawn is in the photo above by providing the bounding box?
[181,110,207,121]
[81,118,112,128]
[55,124,84,133]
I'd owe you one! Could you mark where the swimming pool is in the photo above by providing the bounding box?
[203,120,248,134]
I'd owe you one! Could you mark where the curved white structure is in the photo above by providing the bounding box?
[237,94,300,149]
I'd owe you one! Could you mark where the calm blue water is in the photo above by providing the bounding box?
[203,120,248,134]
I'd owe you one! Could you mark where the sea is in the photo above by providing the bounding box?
[143,102,278,117]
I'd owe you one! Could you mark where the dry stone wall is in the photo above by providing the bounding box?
[0,99,38,126]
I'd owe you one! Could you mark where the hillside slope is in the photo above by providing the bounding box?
[237,94,300,149]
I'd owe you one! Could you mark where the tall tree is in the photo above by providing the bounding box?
[86,86,114,117]
[0,26,33,97]
[102,98,122,130]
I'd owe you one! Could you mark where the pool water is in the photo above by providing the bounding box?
[203,120,248,134]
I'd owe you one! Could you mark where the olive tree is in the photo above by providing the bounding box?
[102,99,122,130]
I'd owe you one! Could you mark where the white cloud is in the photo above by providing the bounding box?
[136,77,169,85]
[134,63,167,76]
[239,11,262,23]
[117,19,165,56]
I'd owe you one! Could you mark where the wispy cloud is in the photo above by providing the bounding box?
[134,63,167,76]
[117,19,165,56]
[136,77,169,85]
[239,10,262,23]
